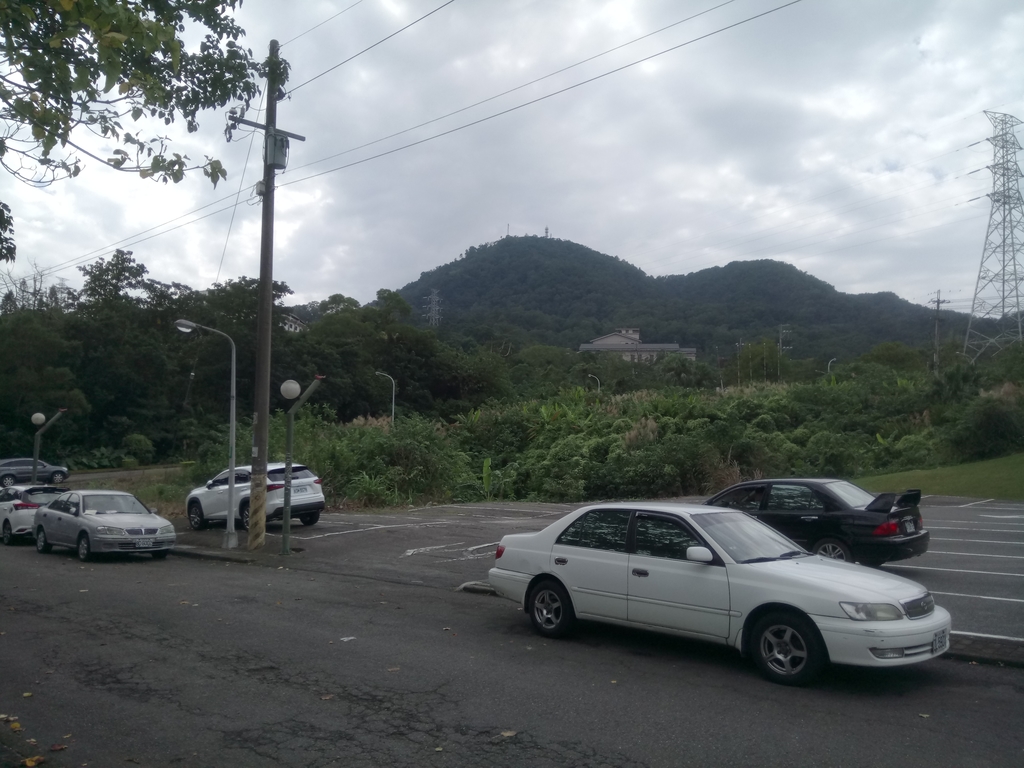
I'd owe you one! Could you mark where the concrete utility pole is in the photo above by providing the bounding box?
[777,325,792,382]
[229,40,305,550]
[932,290,949,378]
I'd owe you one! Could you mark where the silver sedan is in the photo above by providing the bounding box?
[34,490,176,562]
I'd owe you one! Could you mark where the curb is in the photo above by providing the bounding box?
[946,634,1024,669]
[170,545,258,564]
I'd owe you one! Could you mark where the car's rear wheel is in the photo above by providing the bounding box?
[812,538,852,561]
[528,579,575,638]
[239,501,250,531]
[2,521,13,546]
[187,501,206,531]
[299,510,320,526]
[151,550,169,560]
[35,528,52,553]
[50,471,66,484]
[77,533,92,562]
[751,611,826,686]
[0,474,15,488]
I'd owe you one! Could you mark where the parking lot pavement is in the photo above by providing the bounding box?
[172,496,1024,667]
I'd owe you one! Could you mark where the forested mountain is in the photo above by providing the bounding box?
[397,236,973,360]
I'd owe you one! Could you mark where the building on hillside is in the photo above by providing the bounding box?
[281,313,307,333]
[579,328,696,362]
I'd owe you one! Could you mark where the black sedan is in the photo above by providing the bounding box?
[704,478,929,566]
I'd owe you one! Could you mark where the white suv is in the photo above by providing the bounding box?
[186,463,325,531]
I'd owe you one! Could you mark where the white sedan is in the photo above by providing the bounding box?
[488,502,951,685]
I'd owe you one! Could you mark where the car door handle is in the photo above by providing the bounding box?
[631,568,649,577]
[801,516,818,521]
[554,557,568,565]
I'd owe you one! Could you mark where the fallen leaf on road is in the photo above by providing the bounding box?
[22,693,32,698]
[26,739,37,746]
[10,722,23,732]
[341,637,355,642]
[501,730,517,738]
[19,757,44,766]
[49,745,66,752]
[62,735,71,739]
[387,667,400,672]
[442,627,450,631]
[320,695,334,700]
[178,601,189,605]
[919,714,930,718]
[435,747,443,752]
[78,590,87,593]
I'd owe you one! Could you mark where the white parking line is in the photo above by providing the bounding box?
[959,499,995,507]
[980,514,1024,519]
[929,551,1024,560]
[926,520,1024,526]
[401,543,465,557]
[933,538,1024,545]
[932,591,1024,604]
[951,630,1024,642]
[884,564,1024,577]
[289,521,451,540]
[929,526,1024,533]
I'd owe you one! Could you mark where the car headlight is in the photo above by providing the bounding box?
[158,525,175,536]
[95,526,127,537]
[840,602,903,621]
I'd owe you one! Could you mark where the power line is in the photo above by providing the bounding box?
[287,0,457,95]
[281,0,366,48]
[281,0,807,188]
[286,0,743,174]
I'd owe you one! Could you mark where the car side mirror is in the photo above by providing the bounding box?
[686,546,714,563]
[207,482,214,490]
[148,507,158,514]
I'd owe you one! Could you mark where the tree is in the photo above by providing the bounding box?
[0,0,267,262]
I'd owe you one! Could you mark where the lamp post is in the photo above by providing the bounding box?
[175,319,238,549]
[375,371,395,424]
[31,409,66,483]
[827,358,837,374]
[279,376,323,555]
[588,373,601,393]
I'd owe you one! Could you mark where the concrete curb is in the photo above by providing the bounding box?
[169,544,258,564]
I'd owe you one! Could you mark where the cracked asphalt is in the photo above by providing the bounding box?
[2,505,1023,767]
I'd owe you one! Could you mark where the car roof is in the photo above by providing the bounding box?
[577,501,728,517]
[8,485,69,492]
[76,490,135,496]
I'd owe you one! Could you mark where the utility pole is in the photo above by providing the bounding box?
[777,325,792,382]
[424,289,441,327]
[932,290,949,378]
[228,41,305,550]
[964,111,1024,360]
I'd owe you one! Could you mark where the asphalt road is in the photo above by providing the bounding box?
[2,500,1023,767]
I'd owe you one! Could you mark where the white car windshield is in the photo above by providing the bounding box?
[695,511,809,563]
[82,495,151,515]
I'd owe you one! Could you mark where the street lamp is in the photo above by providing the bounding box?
[31,409,66,483]
[175,318,238,550]
[588,373,601,393]
[375,371,395,424]
[827,358,837,374]
[279,376,323,555]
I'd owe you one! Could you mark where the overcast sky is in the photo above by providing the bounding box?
[3,0,1023,315]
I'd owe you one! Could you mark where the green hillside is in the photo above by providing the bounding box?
[397,236,975,360]
[859,453,1024,501]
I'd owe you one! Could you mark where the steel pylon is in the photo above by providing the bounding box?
[964,111,1024,361]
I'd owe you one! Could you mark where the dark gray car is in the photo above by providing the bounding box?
[0,457,69,486]
[33,490,176,562]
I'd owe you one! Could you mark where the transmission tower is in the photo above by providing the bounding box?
[424,289,441,327]
[964,111,1024,360]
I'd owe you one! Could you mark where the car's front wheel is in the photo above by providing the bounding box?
[35,528,52,553]
[299,510,320,526]
[50,471,66,484]
[528,579,575,638]
[2,521,13,546]
[187,501,206,531]
[77,533,92,562]
[751,611,826,686]
[0,474,15,488]
[812,538,852,561]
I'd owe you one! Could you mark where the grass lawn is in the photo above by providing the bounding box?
[859,452,1024,501]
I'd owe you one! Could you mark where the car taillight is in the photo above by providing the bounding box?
[13,502,39,510]
[267,483,285,492]
[314,478,322,485]
[872,520,899,536]
[495,544,505,559]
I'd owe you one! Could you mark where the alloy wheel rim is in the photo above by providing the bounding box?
[818,543,847,559]
[79,538,88,559]
[534,589,562,629]
[760,625,808,675]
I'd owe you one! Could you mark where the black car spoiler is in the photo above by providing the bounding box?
[865,489,922,512]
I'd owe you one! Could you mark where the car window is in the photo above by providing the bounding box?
[696,511,807,563]
[824,480,877,509]
[210,471,230,487]
[765,485,822,511]
[25,489,65,504]
[268,467,314,480]
[556,509,631,552]
[81,495,151,515]
[634,515,701,560]
[0,488,12,501]
[11,459,33,467]
[710,485,766,512]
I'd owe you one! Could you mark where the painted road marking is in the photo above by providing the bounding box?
[932,591,1024,604]
[959,499,995,507]
[950,630,1024,642]
[933,538,1024,545]
[979,514,1024,519]
[289,521,451,540]
[440,542,501,562]
[928,550,1024,560]
[929,526,1024,533]
[402,543,465,557]
[884,564,1024,577]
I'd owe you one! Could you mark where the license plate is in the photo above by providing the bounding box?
[903,520,916,533]
[292,486,309,495]
[932,629,949,654]
[134,538,154,548]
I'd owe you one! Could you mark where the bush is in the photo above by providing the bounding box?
[122,434,155,465]
[945,396,1024,461]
